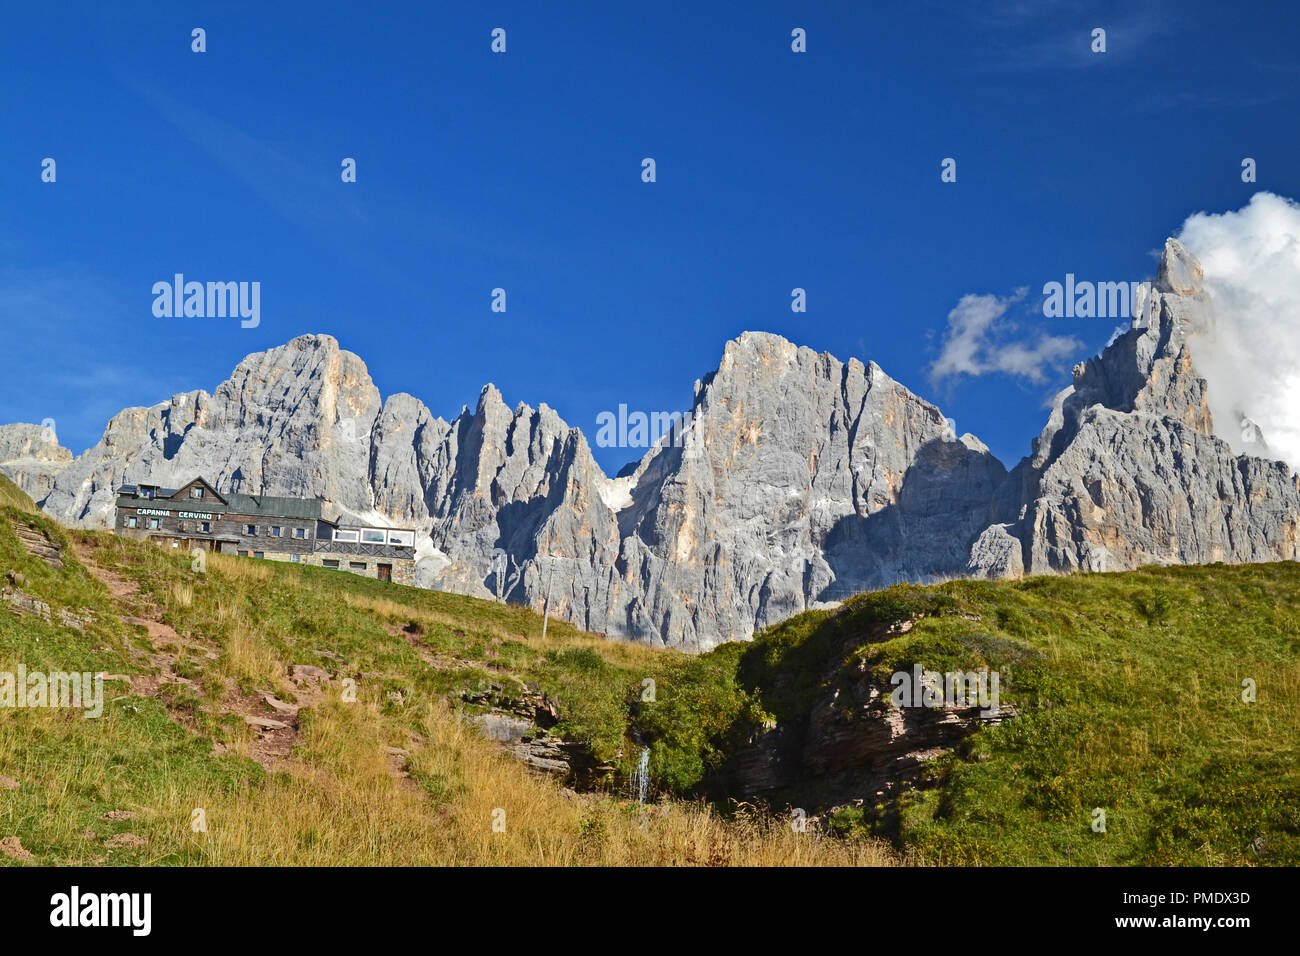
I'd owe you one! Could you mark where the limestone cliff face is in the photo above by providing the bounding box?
[3,237,1298,648]
[0,331,996,650]
[0,424,72,502]
[603,332,1009,647]
[2,336,382,528]
[972,238,1300,578]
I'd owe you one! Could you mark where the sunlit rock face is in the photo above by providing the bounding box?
[6,238,1299,648]
[990,238,1300,577]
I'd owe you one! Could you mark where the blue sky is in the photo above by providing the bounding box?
[2,0,1298,475]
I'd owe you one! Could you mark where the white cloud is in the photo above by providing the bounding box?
[930,288,1081,385]
[1176,192,1300,469]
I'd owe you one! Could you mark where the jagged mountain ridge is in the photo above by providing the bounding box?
[0,332,1008,649]
[4,239,1298,649]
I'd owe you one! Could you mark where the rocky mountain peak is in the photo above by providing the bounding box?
[985,238,1299,579]
[1156,237,1204,296]
[3,235,1298,648]
[0,424,71,465]
[0,424,73,502]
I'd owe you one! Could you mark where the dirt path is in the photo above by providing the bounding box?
[71,538,314,769]
[66,537,421,793]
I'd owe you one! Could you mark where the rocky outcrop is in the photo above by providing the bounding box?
[3,237,1298,648]
[723,660,1017,810]
[463,683,611,783]
[10,520,64,570]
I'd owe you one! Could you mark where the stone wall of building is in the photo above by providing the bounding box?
[304,551,416,585]
[180,544,415,585]
[122,533,415,585]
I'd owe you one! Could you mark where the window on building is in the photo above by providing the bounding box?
[149,518,160,530]
[254,551,265,559]
[322,559,339,569]
[349,562,367,572]
[172,539,179,548]
[333,529,358,543]
[290,554,300,563]
[200,522,210,533]
[246,524,257,535]
[271,526,282,537]
[294,527,306,539]
[191,487,204,499]
[361,529,386,544]
[388,530,415,547]
[127,516,137,528]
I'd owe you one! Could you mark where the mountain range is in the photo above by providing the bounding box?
[3,238,1297,649]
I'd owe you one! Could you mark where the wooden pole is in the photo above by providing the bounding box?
[541,554,555,640]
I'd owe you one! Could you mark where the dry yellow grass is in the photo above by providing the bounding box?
[1,528,896,867]
[206,552,271,583]
[339,590,675,670]
[168,580,194,609]
[413,697,897,866]
[165,687,898,866]
[221,625,283,686]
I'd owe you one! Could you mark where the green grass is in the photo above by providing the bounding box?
[725,567,1300,865]
[0,475,37,514]
[1,498,1296,866]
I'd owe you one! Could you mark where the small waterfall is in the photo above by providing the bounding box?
[630,746,650,806]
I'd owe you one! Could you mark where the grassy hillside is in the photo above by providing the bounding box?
[0,505,886,866]
[1,497,1296,866]
[0,475,36,513]
[733,570,1300,865]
